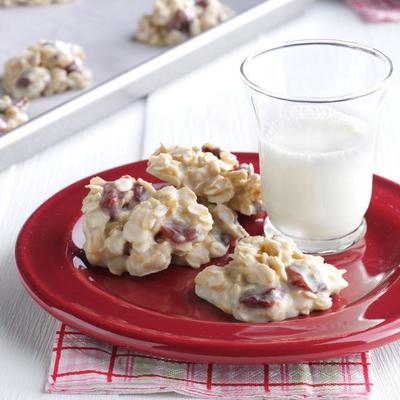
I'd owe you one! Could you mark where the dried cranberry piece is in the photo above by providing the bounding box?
[100,183,124,218]
[123,242,131,255]
[154,232,165,243]
[170,10,193,33]
[133,183,149,203]
[184,228,198,242]
[16,97,29,109]
[16,76,31,88]
[201,144,221,159]
[160,224,197,243]
[196,0,209,8]
[220,232,232,246]
[255,209,267,221]
[240,288,281,308]
[287,267,327,292]
[65,61,82,74]
[234,163,250,171]
[286,267,312,291]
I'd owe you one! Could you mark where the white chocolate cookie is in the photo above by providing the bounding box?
[195,235,348,322]
[136,0,235,46]
[82,175,249,276]
[0,95,29,133]
[2,40,92,100]
[147,143,262,215]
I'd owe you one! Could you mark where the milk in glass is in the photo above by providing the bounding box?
[259,107,374,240]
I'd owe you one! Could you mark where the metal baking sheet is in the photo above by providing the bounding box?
[0,0,313,170]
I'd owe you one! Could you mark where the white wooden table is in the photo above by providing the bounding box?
[1,1,399,399]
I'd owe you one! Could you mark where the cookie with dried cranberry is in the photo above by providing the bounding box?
[195,235,348,322]
[0,95,29,133]
[147,143,262,215]
[82,176,152,273]
[135,0,235,46]
[3,39,92,100]
[123,185,213,274]
[82,175,214,276]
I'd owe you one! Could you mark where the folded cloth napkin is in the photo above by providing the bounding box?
[347,0,400,22]
[46,323,373,398]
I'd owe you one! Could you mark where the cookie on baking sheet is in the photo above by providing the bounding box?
[2,40,92,100]
[135,0,235,46]
[0,95,29,133]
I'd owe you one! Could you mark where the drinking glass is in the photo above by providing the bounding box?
[240,40,393,254]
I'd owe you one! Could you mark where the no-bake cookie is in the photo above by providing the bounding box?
[147,143,262,215]
[82,175,247,276]
[2,40,92,100]
[0,95,29,133]
[136,0,235,46]
[195,235,348,322]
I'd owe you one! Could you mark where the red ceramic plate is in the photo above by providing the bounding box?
[16,153,400,364]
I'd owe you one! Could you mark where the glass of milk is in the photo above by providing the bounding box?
[240,40,392,254]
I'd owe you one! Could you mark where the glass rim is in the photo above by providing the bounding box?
[240,39,394,103]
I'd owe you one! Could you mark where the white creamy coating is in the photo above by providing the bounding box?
[260,106,374,240]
